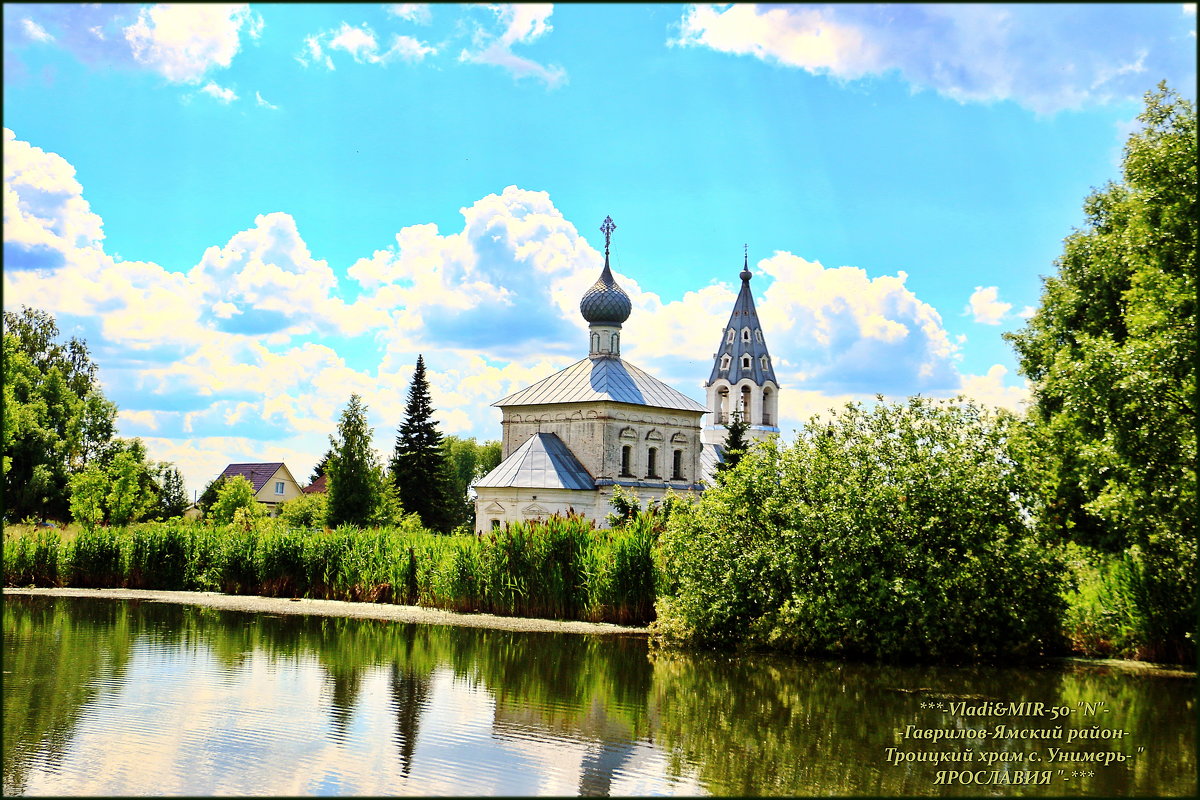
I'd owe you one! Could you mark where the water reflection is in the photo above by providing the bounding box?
[2,595,1194,796]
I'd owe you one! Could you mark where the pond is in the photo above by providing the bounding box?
[3,594,1194,796]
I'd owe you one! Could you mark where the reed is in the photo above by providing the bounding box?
[2,515,661,625]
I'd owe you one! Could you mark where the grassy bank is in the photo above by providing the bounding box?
[3,515,658,625]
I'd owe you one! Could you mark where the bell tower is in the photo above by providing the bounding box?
[701,248,781,446]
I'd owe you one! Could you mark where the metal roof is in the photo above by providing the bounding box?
[473,432,595,490]
[707,263,778,386]
[699,443,725,485]
[218,462,286,493]
[494,356,707,412]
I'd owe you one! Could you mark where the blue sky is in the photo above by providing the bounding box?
[4,3,1196,498]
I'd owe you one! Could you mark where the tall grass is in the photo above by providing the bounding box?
[3,514,660,624]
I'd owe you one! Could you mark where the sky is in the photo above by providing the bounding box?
[3,3,1197,500]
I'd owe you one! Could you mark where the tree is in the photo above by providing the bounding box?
[210,475,263,526]
[3,307,117,520]
[157,465,189,519]
[1004,83,1195,660]
[198,476,228,516]
[68,466,107,530]
[106,451,155,526]
[657,397,1064,661]
[716,410,750,475]
[328,394,386,528]
[310,449,333,485]
[443,436,504,528]
[391,356,457,533]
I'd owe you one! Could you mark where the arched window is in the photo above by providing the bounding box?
[755,329,763,343]
[672,449,684,480]
[741,328,751,342]
[647,447,659,478]
[721,354,731,371]
[741,355,751,370]
[726,328,735,344]
[620,445,633,477]
[760,355,769,371]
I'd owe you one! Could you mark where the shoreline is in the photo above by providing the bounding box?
[1,587,651,636]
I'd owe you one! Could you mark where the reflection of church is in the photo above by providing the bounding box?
[473,217,780,533]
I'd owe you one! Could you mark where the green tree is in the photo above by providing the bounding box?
[328,394,385,528]
[656,397,1064,661]
[2,307,117,520]
[716,410,750,475]
[1007,83,1196,552]
[1004,83,1195,661]
[106,451,154,526]
[310,449,333,484]
[157,465,189,519]
[68,466,107,530]
[391,356,456,533]
[210,475,263,526]
[443,436,504,528]
[197,476,228,516]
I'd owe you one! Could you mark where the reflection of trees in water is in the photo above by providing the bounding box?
[11,597,1191,798]
[388,664,431,775]
[3,597,136,795]
[322,663,364,741]
[648,650,1197,796]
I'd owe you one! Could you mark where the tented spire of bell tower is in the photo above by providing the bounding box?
[701,248,781,446]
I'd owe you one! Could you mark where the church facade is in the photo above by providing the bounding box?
[472,219,779,533]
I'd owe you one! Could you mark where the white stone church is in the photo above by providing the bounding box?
[472,217,780,533]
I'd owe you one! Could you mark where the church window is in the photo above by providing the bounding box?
[620,445,633,477]
[647,447,659,478]
[761,355,769,371]
[741,328,751,343]
[726,328,735,344]
[672,449,684,480]
[741,355,751,370]
[720,355,731,371]
[756,329,763,343]
[491,519,501,529]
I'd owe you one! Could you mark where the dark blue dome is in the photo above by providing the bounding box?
[579,261,631,324]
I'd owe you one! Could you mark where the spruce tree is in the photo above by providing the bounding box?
[717,410,750,474]
[392,355,456,532]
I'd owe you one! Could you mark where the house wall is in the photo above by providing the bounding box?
[254,466,305,508]
[500,401,705,485]
[473,483,700,535]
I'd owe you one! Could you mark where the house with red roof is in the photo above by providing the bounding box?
[216,462,305,513]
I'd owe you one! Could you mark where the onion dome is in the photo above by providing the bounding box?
[579,216,632,325]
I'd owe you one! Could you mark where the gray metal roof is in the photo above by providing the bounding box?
[707,262,778,386]
[699,443,725,485]
[473,432,595,490]
[494,356,707,412]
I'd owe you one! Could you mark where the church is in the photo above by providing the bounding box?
[472,217,780,533]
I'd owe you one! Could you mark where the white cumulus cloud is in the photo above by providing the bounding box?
[124,3,262,83]
[306,21,436,67]
[966,285,1012,325]
[199,81,237,103]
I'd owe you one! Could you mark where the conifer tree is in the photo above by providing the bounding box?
[717,410,750,474]
[392,356,456,532]
[327,393,383,528]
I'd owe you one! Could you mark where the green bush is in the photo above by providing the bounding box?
[278,492,328,530]
[656,397,1067,661]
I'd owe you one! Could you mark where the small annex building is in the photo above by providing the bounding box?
[472,217,708,533]
[216,462,304,513]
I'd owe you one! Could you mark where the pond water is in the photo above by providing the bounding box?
[3,595,1194,796]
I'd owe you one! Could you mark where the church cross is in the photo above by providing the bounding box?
[601,216,616,258]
